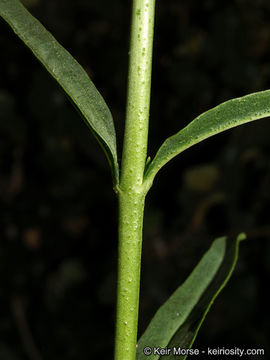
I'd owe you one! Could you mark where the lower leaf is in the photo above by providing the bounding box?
[136,233,246,360]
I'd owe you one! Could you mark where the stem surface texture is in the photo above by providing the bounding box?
[114,0,156,359]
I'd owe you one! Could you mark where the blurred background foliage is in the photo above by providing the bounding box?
[0,0,270,359]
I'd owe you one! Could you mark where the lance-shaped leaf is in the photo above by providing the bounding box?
[0,0,119,186]
[144,91,270,188]
[136,233,246,360]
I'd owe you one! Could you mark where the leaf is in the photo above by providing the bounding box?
[136,233,246,360]
[0,0,119,186]
[144,91,270,188]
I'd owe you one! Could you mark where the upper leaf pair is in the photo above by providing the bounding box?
[1,0,270,193]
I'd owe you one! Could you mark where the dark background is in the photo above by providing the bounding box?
[0,0,270,359]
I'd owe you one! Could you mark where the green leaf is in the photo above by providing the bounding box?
[136,233,246,360]
[0,0,119,186]
[144,91,270,188]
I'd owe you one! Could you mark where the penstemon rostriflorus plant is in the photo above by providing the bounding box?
[0,0,269,359]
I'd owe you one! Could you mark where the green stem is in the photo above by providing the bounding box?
[114,0,156,359]
[115,192,145,360]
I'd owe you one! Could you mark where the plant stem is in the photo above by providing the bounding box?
[114,0,156,359]
[115,192,145,360]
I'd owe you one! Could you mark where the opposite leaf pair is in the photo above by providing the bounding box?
[2,0,270,193]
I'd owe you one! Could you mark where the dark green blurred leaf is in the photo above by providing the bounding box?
[0,343,19,360]
[136,234,245,360]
